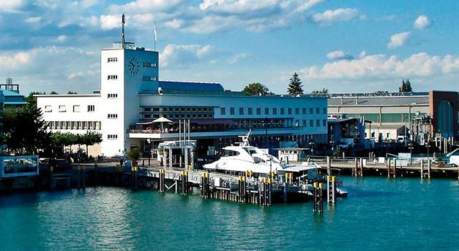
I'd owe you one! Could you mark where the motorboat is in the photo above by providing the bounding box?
[203,131,318,175]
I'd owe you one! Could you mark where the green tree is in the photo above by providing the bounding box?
[3,100,50,154]
[242,82,269,96]
[399,79,413,92]
[311,88,328,96]
[288,72,304,96]
[127,147,141,161]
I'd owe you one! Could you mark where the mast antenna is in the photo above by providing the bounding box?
[121,14,126,49]
[153,22,158,51]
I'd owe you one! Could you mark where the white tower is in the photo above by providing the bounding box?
[99,14,159,156]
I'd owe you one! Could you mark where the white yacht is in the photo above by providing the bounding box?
[203,132,318,175]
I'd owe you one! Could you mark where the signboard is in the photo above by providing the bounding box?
[0,156,39,178]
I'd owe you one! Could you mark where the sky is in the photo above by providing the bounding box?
[1,0,459,95]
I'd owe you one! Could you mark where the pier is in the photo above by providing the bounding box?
[311,156,459,179]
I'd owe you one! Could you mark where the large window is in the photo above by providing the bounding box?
[73,105,80,112]
[58,105,66,112]
[107,57,118,63]
[87,105,95,112]
[220,107,226,115]
[107,75,118,80]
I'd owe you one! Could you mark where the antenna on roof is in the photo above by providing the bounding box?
[153,22,158,51]
[121,14,126,49]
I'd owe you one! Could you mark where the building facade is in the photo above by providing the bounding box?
[328,91,459,142]
[36,19,328,157]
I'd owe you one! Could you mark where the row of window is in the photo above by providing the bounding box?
[107,93,118,98]
[342,113,425,123]
[108,114,118,119]
[107,134,118,140]
[47,121,101,130]
[106,57,157,68]
[45,105,95,113]
[143,107,213,113]
[221,107,326,116]
[107,75,157,81]
[144,113,212,119]
[143,76,158,81]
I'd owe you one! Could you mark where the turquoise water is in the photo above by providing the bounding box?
[1,177,459,250]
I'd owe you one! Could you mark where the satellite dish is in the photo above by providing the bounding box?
[157,87,163,95]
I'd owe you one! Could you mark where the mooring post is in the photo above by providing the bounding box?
[168,148,172,169]
[359,158,364,177]
[313,181,323,215]
[427,159,432,179]
[326,156,331,176]
[352,158,359,176]
[387,159,391,178]
[327,176,336,205]
[159,169,165,192]
[420,160,424,179]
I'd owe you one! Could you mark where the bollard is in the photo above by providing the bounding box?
[326,156,331,176]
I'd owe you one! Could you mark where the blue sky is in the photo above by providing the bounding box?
[1,0,459,95]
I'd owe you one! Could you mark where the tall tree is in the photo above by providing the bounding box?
[399,79,413,92]
[288,72,304,96]
[242,82,269,96]
[3,99,50,154]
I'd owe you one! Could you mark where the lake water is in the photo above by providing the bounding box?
[1,177,459,250]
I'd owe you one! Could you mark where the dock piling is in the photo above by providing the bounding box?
[327,176,336,205]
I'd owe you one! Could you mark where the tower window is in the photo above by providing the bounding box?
[87,105,95,112]
[107,75,118,80]
[107,57,118,63]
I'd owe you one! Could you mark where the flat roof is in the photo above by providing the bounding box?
[34,93,100,98]
[329,95,428,106]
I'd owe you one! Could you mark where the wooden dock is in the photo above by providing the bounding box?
[311,156,459,180]
[128,165,343,209]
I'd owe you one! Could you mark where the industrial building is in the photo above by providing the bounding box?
[35,16,328,157]
[328,91,458,143]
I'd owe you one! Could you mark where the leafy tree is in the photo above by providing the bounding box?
[288,72,304,96]
[50,91,58,94]
[242,82,269,96]
[49,132,102,157]
[399,79,413,92]
[127,147,141,161]
[67,91,77,94]
[311,88,328,96]
[3,100,50,154]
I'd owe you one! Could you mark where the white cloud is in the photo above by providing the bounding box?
[227,53,248,64]
[56,35,67,43]
[312,8,359,24]
[106,0,325,33]
[0,0,25,12]
[109,0,183,13]
[0,51,31,69]
[387,32,411,49]
[100,15,120,30]
[160,44,213,67]
[414,15,430,30]
[301,52,459,80]
[25,16,42,24]
[326,50,353,61]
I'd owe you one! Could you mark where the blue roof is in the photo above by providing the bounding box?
[1,89,24,97]
[158,81,224,94]
[0,89,26,105]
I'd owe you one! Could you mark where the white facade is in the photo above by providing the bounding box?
[36,25,327,157]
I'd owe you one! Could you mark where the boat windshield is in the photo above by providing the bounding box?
[223,150,240,157]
